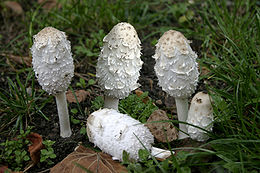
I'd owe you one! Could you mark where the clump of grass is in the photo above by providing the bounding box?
[197,0,260,172]
[0,69,49,135]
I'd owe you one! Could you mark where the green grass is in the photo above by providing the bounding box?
[197,0,260,172]
[0,0,259,172]
[0,69,50,135]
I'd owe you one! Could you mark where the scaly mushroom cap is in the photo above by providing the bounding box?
[96,22,143,99]
[186,92,214,141]
[87,108,154,161]
[153,30,199,98]
[31,27,74,95]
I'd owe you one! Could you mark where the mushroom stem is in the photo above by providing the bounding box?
[55,92,72,138]
[175,98,189,139]
[104,95,119,111]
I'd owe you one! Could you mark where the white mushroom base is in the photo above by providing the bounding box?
[86,108,154,161]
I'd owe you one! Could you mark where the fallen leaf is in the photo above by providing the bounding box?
[2,53,32,66]
[38,0,61,10]
[26,133,44,164]
[146,109,178,142]
[0,165,23,173]
[135,89,149,104]
[50,145,127,173]
[3,1,23,15]
[66,90,90,103]
[0,166,9,173]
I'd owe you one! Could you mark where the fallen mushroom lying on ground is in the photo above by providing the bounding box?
[31,27,74,138]
[86,108,172,161]
[153,30,199,139]
[96,22,143,111]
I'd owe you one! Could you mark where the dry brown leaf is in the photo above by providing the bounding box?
[135,89,149,104]
[50,145,127,173]
[3,1,23,15]
[66,90,90,103]
[2,53,32,67]
[26,133,44,164]
[0,165,23,173]
[38,0,61,10]
[0,166,9,173]
[146,109,178,142]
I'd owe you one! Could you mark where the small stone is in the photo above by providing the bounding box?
[146,109,178,142]
[155,100,163,105]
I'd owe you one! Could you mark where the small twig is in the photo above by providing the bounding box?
[23,162,34,172]
[74,72,89,81]
[37,168,51,173]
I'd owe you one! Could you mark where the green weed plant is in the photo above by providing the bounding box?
[40,140,56,165]
[0,128,31,171]
[90,92,158,123]
[119,92,158,123]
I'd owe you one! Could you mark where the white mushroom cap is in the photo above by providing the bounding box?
[31,27,74,95]
[87,108,154,161]
[96,22,143,99]
[153,30,199,98]
[186,92,214,141]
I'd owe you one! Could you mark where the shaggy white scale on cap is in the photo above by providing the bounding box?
[96,22,143,100]
[31,26,74,95]
[87,108,154,161]
[153,30,199,98]
[187,92,214,141]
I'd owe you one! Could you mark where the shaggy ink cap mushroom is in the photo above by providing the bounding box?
[187,92,214,141]
[31,26,74,95]
[96,22,143,110]
[87,109,173,160]
[87,108,154,161]
[31,27,74,138]
[153,30,199,98]
[153,30,199,139]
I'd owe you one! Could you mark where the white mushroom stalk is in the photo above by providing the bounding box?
[96,22,143,111]
[31,27,74,138]
[87,108,172,161]
[153,30,199,139]
[186,92,214,141]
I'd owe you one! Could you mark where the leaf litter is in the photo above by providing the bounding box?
[50,145,127,173]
